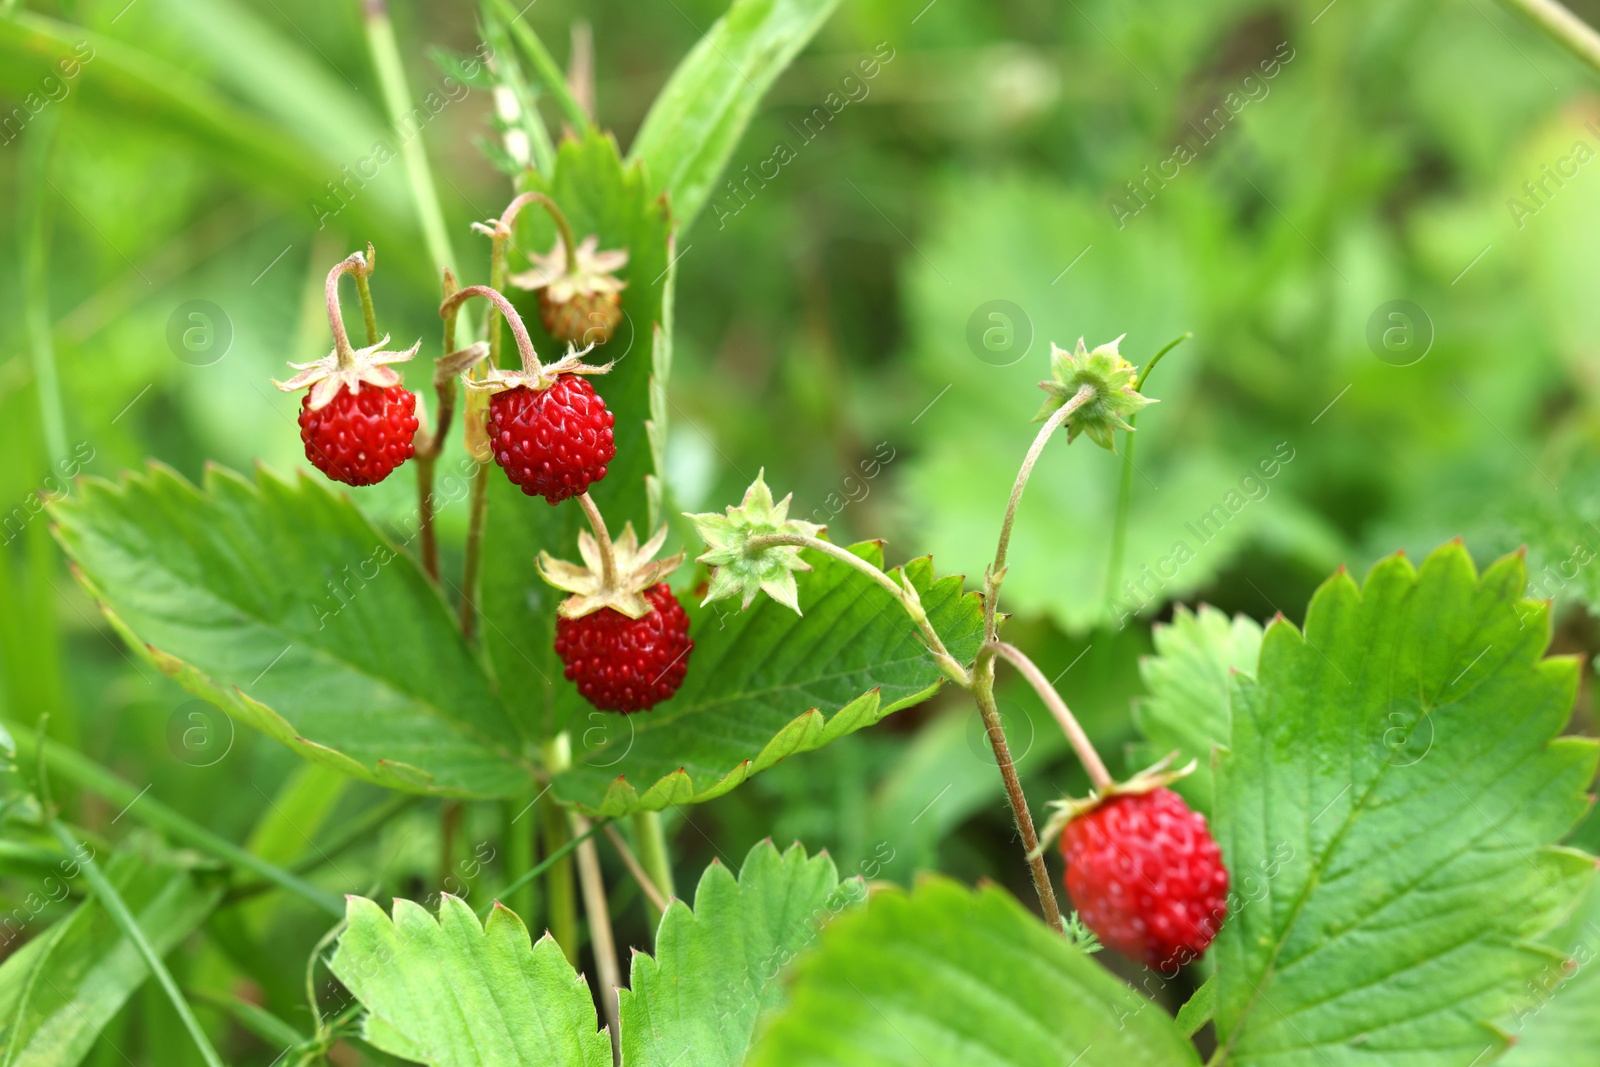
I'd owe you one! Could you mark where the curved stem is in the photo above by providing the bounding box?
[498,190,580,274]
[324,252,370,368]
[987,641,1113,791]
[1499,0,1600,76]
[576,492,619,589]
[441,284,542,376]
[983,384,1096,640]
[351,244,381,346]
[970,681,1065,933]
[744,532,968,685]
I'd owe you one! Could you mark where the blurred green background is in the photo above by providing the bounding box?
[5,0,1600,1061]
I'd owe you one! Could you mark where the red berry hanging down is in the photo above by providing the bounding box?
[298,385,418,487]
[276,249,421,488]
[555,582,692,712]
[538,520,690,713]
[1059,787,1229,970]
[487,373,615,504]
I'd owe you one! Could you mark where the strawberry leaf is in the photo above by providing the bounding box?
[1499,879,1600,1066]
[620,840,863,1066]
[746,877,1203,1066]
[627,0,842,234]
[1211,543,1599,1065]
[550,544,985,816]
[329,896,610,1067]
[51,464,532,797]
[1132,604,1263,813]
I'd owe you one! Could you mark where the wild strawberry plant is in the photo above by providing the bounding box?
[6,1,1600,1066]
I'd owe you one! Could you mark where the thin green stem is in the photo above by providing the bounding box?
[631,810,675,924]
[1498,0,1600,75]
[8,722,344,917]
[351,246,381,346]
[48,820,226,1067]
[224,793,421,905]
[540,734,579,964]
[984,384,1096,641]
[21,110,68,469]
[604,823,669,915]
[489,0,594,133]
[1104,332,1189,608]
[501,794,537,922]
[362,0,458,278]
[461,461,491,639]
[986,641,1113,791]
[744,533,968,685]
[481,812,607,919]
[479,0,556,174]
[968,679,1064,933]
[497,190,579,274]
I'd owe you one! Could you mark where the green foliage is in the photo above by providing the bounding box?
[329,895,611,1067]
[51,464,531,797]
[620,840,861,1066]
[552,544,985,815]
[0,846,221,1067]
[1500,880,1600,1066]
[628,0,842,233]
[746,877,1203,1066]
[1133,605,1263,812]
[1212,544,1599,1065]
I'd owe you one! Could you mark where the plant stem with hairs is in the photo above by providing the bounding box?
[1104,333,1189,609]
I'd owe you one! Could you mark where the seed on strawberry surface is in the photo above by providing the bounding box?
[1059,787,1229,970]
[487,374,616,503]
[299,384,418,487]
[555,582,692,712]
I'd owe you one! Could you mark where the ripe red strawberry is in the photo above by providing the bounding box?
[298,383,418,487]
[1060,787,1229,970]
[488,374,616,504]
[555,583,692,712]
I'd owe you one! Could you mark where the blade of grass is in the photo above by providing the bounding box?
[47,819,226,1067]
[6,720,344,917]
[487,0,592,131]
[479,814,608,920]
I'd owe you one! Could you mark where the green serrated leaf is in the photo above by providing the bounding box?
[621,839,863,1066]
[0,847,221,1067]
[1133,604,1263,813]
[329,895,611,1067]
[551,545,985,816]
[1176,975,1217,1039]
[747,877,1203,1066]
[51,463,531,797]
[1212,543,1600,1066]
[481,127,672,743]
[628,0,842,233]
[1499,878,1600,1066]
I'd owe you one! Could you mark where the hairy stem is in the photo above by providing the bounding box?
[984,384,1095,641]
[441,284,542,376]
[969,681,1065,933]
[49,819,227,1067]
[351,248,381,346]
[497,190,580,274]
[743,532,968,685]
[987,641,1113,791]
[1104,333,1188,608]
[324,252,370,368]
[573,812,623,1063]
[576,492,619,588]
[603,823,669,915]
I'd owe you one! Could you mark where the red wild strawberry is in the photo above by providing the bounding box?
[1060,787,1229,970]
[299,385,418,487]
[555,582,692,712]
[487,374,615,504]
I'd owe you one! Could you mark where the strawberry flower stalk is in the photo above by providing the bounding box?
[274,249,420,487]
[477,190,629,347]
[538,493,692,713]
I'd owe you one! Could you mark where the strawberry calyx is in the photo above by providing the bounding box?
[684,470,825,614]
[274,335,420,410]
[1033,335,1158,451]
[538,520,685,620]
[510,233,629,304]
[1030,751,1197,859]
[463,346,611,396]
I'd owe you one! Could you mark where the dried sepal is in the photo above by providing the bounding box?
[537,523,685,620]
[1033,335,1157,451]
[274,335,420,411]
[461,344,611,395]
[510,234,628,302]
[686,470,824,615]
